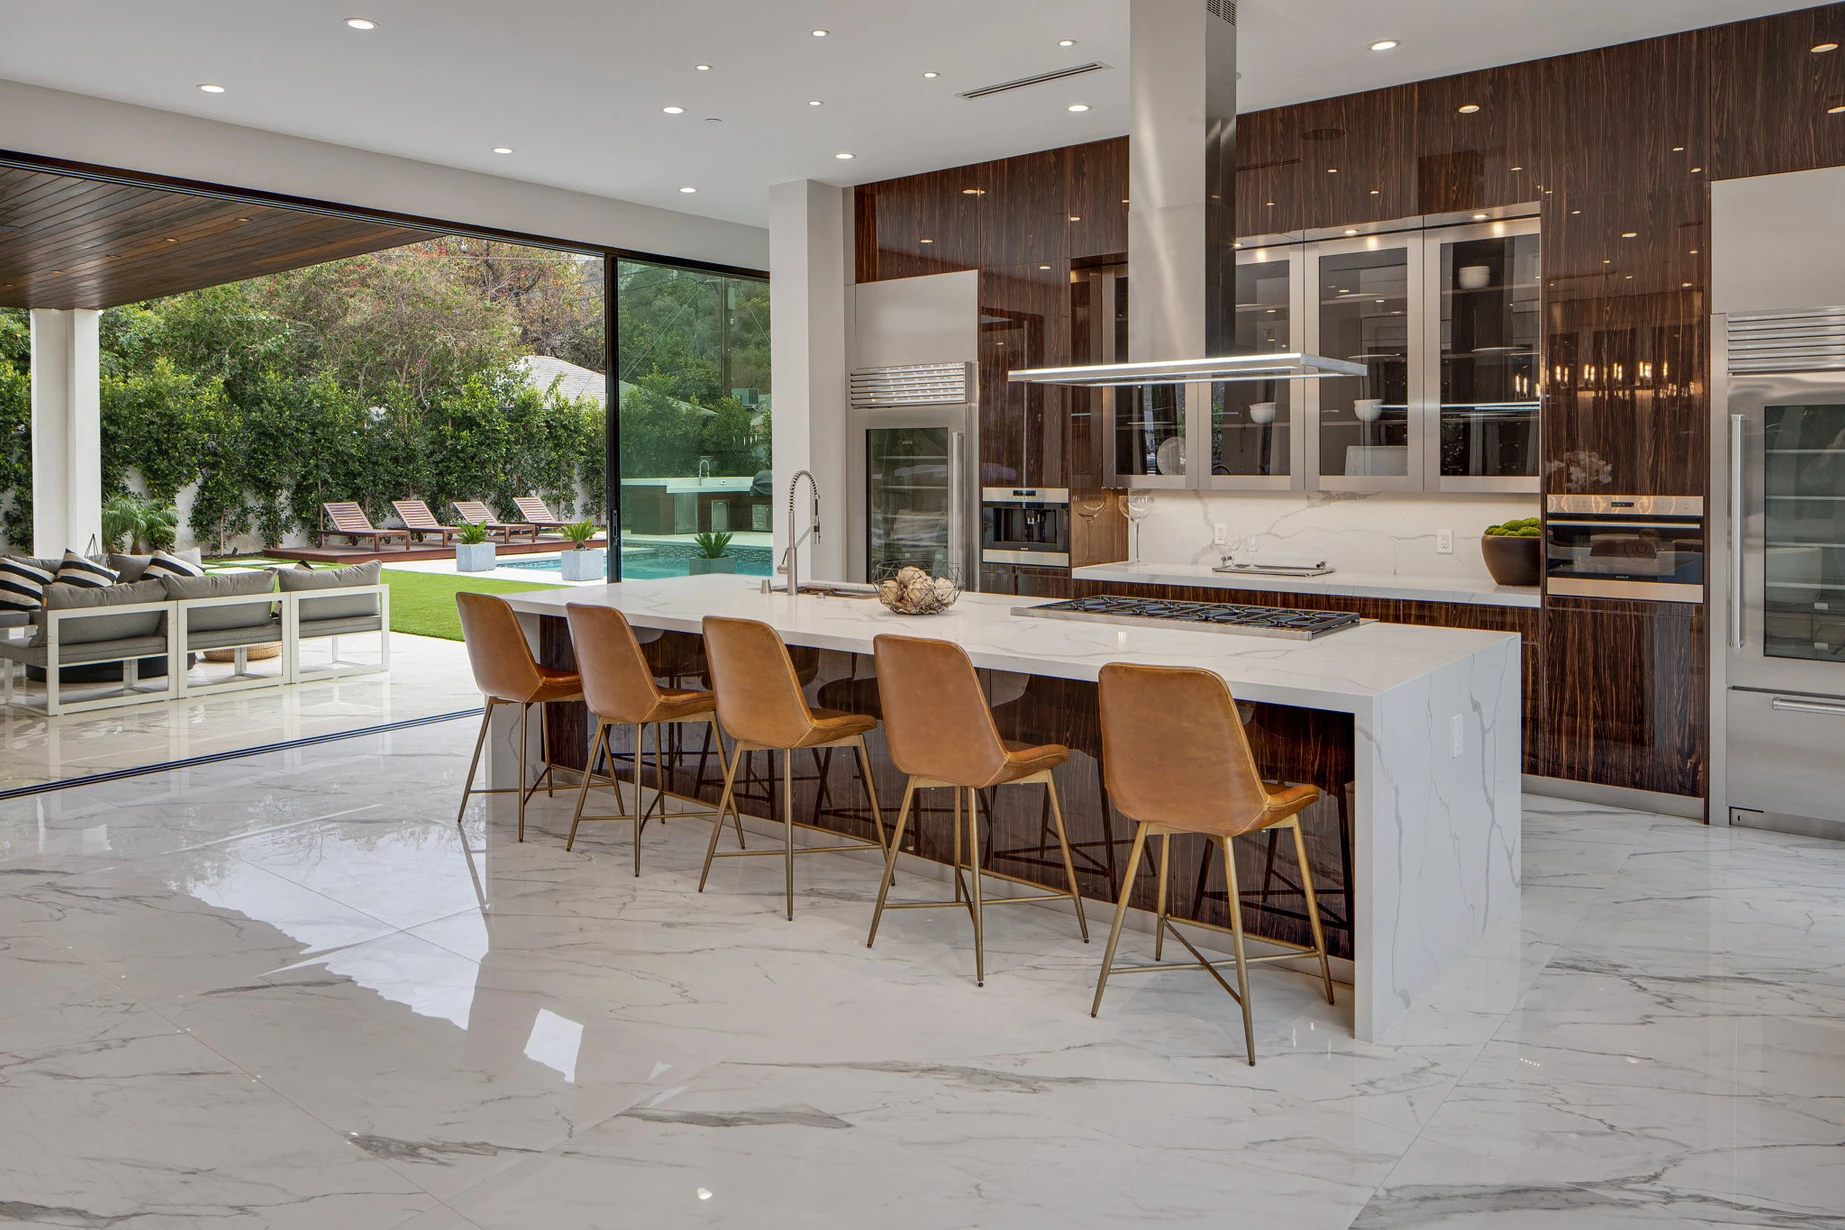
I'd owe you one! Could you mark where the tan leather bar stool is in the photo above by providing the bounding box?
[454,592,583,842]
[697,616,889,920]
[866,634,1088,986]
[562,604,743,872]
[1090,662,1334,1066]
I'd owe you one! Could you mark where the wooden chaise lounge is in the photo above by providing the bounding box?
[452,501,539,543]
[392,499,462,545]
[511,496,579,533]
[321,502,410,549]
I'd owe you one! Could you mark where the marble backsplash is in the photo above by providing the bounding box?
[1126,490,1542,580]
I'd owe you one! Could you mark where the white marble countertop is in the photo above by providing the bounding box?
[501,575,1520,715]
[1073,561,1542,609]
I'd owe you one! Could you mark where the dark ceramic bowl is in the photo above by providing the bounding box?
[1481,534,1542,588]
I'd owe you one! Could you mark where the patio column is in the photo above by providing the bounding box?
[29,308,103,558]
[767,179,849,580]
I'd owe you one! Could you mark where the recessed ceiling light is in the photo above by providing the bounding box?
[922,71,939,78]
[1327,167,1338,173]
[1457,103,1481,114]
[345,17,376,30]
[492,147,513,154]
[1039,264,1052,270]
[1370,188,1380,195]
[1369,39,1399,51]
[1602,259,1612,264]
[808,99,823,106]
[1067,103,1090,112]
[1473,213,1489,220]
[695,63,711,71]
[1069,214,1081,221]
[1813,42,1839,52]
[1682,281,1694,288]
[1059,39,1076,47]
[1690,166,1703,173]
[679,186,697,193]
[198,83,226,93]
[662,106,685,114]
[835,152,855,159]
[1672,146,1685,152]
[1622,231,1638,238]
[811,28,829,36]
[1831,105,1845,114]
[919,238,934,244]
[1510,165,1524,171]
[1571,209,1582,214]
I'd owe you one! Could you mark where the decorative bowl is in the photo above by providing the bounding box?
[876,566,961,616]
[1481,534,1542,587]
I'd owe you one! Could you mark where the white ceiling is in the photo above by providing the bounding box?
[0,0,1819,228]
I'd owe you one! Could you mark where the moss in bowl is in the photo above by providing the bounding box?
[1481,517,1542,586]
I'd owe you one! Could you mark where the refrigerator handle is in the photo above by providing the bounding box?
[948,430,967,582]
[1729,413,1746,650]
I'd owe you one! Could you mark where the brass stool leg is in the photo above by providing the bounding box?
[1221,835,1257,1066]
[1045,776,1089,941]
[866,778,917,948]
[1289,817,1336,1004]
[782,748,796,921]
[709,722,746,850]
[516,703,530,842]
[952,787,965,903]
[1153,833,1171,961]
[540,703,557,798]
[456,699,495,825]
[566,721,608,852]
[967,786,986,986]
[1091,821,1152,1017]
[698,739,746,892]
[852,735,888,855]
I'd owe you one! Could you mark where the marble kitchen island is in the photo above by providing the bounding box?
[499,575,1522,1042]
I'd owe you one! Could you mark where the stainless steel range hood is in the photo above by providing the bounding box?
[1008,0,1361,387]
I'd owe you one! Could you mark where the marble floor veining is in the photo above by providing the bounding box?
[2,720,1842,1228]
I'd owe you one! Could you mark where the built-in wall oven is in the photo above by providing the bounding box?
[981,488,1070,568]
[1544,495,1706,602]
[1715,308,1845,839]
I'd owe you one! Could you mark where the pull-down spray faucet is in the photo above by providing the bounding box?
[780,469,820,595]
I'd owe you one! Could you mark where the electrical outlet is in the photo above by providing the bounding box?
[1450,714,1465,758]
[1213,523,1228,545]
[1436,528,1454,555]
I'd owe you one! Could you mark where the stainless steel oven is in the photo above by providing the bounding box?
[1544,495,1705,603]
[981,487,1070,568]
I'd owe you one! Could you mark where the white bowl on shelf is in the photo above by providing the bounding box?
[1458,265,1493,290]
[1354,397,1385,423]
[1249,400,1277,425]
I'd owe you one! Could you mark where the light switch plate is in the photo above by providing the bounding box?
[1450,713,1465,757]
[1213,523,1227,545]
[1436,529,1454,554]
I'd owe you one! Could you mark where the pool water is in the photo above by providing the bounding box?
[503,543,774,581]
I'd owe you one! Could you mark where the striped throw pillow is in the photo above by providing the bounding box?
[142,550,206,580]
[0,557,53,612]
[54,551,116,589]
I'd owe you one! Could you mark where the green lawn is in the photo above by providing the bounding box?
[380,569,563,640]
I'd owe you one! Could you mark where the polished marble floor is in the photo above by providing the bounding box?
[0,632,479,792]
[2,717,1841,1228]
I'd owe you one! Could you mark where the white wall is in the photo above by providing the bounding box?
[1132,489,1541,580]
[1712,165,1845,316]
[0,79,767,269]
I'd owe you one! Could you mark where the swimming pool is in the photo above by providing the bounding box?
[502,543,774,581]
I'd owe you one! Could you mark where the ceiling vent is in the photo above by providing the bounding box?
[960,62,1110,100]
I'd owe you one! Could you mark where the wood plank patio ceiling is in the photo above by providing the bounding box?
[0,165,437,310]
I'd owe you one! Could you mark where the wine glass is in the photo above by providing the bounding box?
[1121,491,1154,563]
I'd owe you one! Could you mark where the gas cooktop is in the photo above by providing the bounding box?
[1015,595,1367,640]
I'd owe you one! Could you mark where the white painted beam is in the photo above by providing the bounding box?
[29,308,103,558]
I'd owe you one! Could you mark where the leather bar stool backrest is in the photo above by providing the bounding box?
[873,634,1011,788]
[1098,662,1273,837]
[701,616,820,748]
[566,604,664,724]
[456,591,550,703]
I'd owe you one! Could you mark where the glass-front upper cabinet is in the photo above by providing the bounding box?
[1425,218,1541,491]
[1205,244,1305,490]
[1308,234,1424,492]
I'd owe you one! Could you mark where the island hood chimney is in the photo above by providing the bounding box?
[1009,0,1362,387]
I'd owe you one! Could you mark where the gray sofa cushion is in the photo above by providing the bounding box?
[163,570,278,632]
[111,547,204,583]
[277,560,382,620]
[295,613,385,639]
[31,580,168,646]
[0,634,169,668]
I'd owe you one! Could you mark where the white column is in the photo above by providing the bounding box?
[767,179,850,581]
[29,308,103,557]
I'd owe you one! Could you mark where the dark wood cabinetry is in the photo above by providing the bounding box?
[853,3,1845,801]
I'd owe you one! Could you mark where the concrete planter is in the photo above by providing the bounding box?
[455,542,497,573]
[687,555,737,576]
[561,548,606,581]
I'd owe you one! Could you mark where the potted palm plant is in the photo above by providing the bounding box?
[454,520,496,572]
[559,519,605,581]
[687,530,736,575]
[101,492,180,553]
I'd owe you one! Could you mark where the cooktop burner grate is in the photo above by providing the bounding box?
[1016,595,1366,640]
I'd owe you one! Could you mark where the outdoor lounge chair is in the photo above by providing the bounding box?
[452,500,539,543]
[392,499,462,545]
[321,502,410,550]
[512,496,579,533]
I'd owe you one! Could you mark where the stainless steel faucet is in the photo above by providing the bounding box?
[697,459,711,482]
[781,469,821,596]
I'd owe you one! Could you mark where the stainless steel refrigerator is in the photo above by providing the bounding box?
[1714,308,1845,838]
[845,363,980,586]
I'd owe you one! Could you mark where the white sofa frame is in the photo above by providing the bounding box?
[1,583,391,716]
